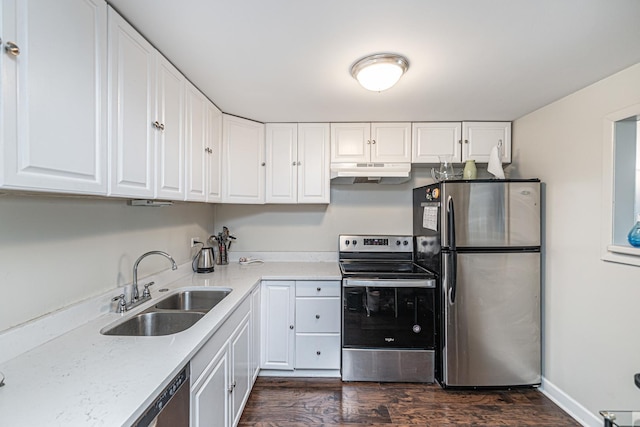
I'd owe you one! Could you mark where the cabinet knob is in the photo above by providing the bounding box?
[316,351,321,356]
[297,161,301,166]
[371,139,376,144]
[292,162,296,166]
[464,139,469,144]
[316,287,321,292]
[5,41,20,57]
[458,139,462,144]
[289,325,294,329]
[367,140,371,144]
[261,162,266,166]
[315,314,320,319]
[159,123,165,131]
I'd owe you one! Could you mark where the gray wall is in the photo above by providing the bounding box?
[512,62,640,418]
[0,194,214,332]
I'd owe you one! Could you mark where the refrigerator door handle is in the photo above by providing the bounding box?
[447,196,457,303]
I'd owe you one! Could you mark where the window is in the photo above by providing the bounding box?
[602,103,640,266]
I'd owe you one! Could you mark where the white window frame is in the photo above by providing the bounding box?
[601,102,640,266]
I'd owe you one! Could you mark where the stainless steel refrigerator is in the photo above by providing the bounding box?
[413,179,541,388]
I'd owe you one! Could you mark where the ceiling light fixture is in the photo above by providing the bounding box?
[350,53,409,92]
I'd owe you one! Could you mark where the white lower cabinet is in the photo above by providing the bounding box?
[260,281,295,370]
[261,280,341,374]
[190,295,253,427]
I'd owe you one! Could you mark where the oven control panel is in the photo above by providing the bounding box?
[339,235,413,252]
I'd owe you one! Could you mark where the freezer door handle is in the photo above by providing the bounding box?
[447,196,457,303]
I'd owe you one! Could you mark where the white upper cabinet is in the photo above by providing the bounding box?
[412,122,462,164]
[107,7,155,198]
[412,121,511,164]
[297,123,330,203]
[265,123,330,204]
[462,121,511,163]
[1,0,108,195]
[154,55,185,201]
[206,102,222,203]
[266,123,297,204]
[331,122,411,163]
[222,114,265,204]
[185,82,208,202]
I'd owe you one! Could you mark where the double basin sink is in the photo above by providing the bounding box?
[101,288,232,336]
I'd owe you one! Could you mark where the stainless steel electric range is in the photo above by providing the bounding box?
[339,234,437,383]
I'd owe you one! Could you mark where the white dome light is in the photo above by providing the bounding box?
[351,53,409,92]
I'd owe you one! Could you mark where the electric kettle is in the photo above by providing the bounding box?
[192,242,215,273]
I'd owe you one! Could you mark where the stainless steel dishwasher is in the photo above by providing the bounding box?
[132,363,190,427]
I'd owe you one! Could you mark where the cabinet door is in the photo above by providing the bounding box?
[261,281,295,370]
[108,7,155,198]
[191,346,229,427]
[206,102,222,202]
[222,115,265,203]
[298,123,330,204]
[330,123,370,163]
[412,122,462,163]
[250,285,261,384]
[155,54,185,200]
[370,122,411,162]
[266,123,297,203]
[185,83,208,201]
[462,122,511,163]
[230,316,251,427]
[2,0,108,194]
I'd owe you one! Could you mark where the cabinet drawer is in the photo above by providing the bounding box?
[296,280,340,297]
[295,297,340,333]
[295,333,340,369]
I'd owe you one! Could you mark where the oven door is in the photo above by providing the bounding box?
[342,279,435,350]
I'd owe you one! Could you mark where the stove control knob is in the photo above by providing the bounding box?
[396,240,401,246]
[344,240,350,246]
[351,240,357,246]
[403,240,409,246]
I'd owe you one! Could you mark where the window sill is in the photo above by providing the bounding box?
[603,245,640,267]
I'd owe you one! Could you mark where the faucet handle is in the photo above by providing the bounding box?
[142,281,155,299]
[112,294,127,313]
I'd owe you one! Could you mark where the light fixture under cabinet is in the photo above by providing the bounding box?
[350,53,409,92]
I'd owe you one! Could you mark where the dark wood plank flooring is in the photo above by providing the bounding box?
[239,377,581,426]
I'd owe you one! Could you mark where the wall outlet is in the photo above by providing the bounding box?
[190,237,200,248]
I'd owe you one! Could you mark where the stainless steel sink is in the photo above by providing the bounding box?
[101,288,232,336]
[154,289,232,312]
[101,311,205,336]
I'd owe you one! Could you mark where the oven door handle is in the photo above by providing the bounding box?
[343,278,435,288]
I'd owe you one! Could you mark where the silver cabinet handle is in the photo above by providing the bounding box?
[371,139,376,144]
[367,140,371,144]
[159,123,165,131]
[153,121,161,129]
[5,41,20,56]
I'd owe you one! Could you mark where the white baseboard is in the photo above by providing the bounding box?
[540,377,601,427]
[259,369,341,378]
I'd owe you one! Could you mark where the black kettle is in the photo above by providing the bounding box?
[192,242,215,273]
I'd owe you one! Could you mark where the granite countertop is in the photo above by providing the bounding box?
[0,261,340,426]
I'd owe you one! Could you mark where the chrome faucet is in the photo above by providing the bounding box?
[131,251,178,303]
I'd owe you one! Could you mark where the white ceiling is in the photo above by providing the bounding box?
[108,0,640,123]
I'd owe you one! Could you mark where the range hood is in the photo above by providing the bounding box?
[330,163,411,184]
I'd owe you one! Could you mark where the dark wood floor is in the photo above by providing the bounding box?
[239,377,581,426]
